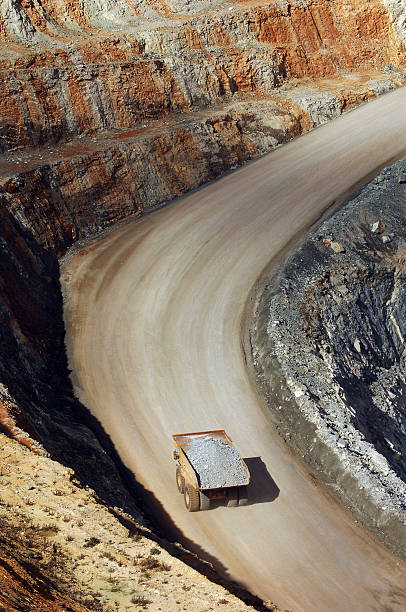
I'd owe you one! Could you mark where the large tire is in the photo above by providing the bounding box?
[184,484,200,512]
[238,486,248,506]
[176,466,185,494]
[227,488,239,507]
[199,490,211,511]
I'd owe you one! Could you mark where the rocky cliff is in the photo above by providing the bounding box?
[1,0,406,608]
[0,0,405,152]
[251,158,406,558]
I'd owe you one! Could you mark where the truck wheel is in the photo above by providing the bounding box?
[227,488,239,507]
[184,485,200,512]
[176,466,185,494]
[238,486,248,506]
[199,491,210,511]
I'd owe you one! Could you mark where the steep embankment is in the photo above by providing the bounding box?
[252,158,406,558]
[1,0,406,608]
[0,431,266,612]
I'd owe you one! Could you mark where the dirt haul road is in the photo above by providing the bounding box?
[63,88,406,611]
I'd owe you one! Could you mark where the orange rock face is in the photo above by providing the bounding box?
[0,0,405,151]
[249,0,397,76]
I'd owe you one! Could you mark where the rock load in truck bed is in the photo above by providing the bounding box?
[185,436,248,489]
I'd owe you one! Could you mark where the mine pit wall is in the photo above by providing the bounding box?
[0,105,302,254]
[250,159,406,560]
[0,0,406,152]
[1,0,406,551]
[0,198,142,515]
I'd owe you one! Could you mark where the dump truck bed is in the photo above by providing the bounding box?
[172,430,250,491]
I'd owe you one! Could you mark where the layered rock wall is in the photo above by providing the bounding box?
[0,101,301,255]
[0,0,405,151]
[0,200,139,513]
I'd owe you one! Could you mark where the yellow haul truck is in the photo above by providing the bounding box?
[172,430,250,511]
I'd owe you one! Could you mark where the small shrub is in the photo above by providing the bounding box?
[102,551,116,561]
[82,599,95,607]
[130,527,142,541]
[150,547,161,555]
[131,594,151,608]
[83,536,101,548]
[160,562,171,571]
[139,557,159,570]
[27,550,42,559]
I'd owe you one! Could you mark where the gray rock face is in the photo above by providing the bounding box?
[252,157,406,557]
[283,89,341,127]
[381,0,406,48]
[2,0,37,41]
[185,436,248,489]
[366,78,396,95]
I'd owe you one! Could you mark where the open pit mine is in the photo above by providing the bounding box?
[2,1,406,610]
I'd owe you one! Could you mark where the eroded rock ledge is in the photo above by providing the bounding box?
[251,157,406,558]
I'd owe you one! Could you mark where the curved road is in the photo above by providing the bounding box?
[63,88,406,611]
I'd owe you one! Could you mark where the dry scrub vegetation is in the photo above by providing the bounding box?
[0,433,281,611]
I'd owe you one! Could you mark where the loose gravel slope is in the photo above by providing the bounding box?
[62,88,406,611]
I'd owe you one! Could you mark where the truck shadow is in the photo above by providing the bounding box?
[244,456,280,505]
[210,456,279,509]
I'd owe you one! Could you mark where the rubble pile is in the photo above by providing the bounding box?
[186,437,248,489]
